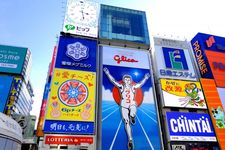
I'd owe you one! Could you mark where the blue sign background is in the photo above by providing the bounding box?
[191,33,214,79]
[194,32,225,53]
[55,36,97,72]
[0,45,27,74]
[0,75,13,112]
[166,112,215,137]
[44,120,94,134]
[163,47,188,70]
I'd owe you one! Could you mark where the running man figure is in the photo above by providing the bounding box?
[103,67,150,150]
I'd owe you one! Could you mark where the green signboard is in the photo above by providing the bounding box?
[0,45,27,74]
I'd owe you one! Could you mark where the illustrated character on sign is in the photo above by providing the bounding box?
[212,106,225,128]
[103,67,150,150]
[179,83,205,107]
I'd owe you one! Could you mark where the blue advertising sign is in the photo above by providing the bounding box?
[191,33,213,79]
[0,45,27,74]
[193,32,225,53]
[163,47,188,70]
[55,36,97,72]
[0,75,14,112]
[154,38,197,81]
[166,112,216,142]
[101,46,162,150]
[44,120,94,134]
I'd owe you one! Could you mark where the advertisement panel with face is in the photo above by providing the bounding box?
[44,68,96,134]
[55,36,97,72]
[0,45,27,74]
[154,38,197,81]
[166,112,216,142]
[160,79,207,109]
[101,46,162,150]
[63,0,99,38]
[201,79,225,149]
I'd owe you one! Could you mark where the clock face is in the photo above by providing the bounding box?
[63,0,99,37]
[66,0,98,27]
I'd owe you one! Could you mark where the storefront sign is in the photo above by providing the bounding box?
[160,79,206,109]
[45,134,93,145]
[166,112,216,142]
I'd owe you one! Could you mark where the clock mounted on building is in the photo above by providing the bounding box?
[66,0,98,27]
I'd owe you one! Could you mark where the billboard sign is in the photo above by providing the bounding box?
[5,77,22,115]
[0,45,27,74]
[44,68,96,134]
[166,112,216,142]
[55,36,97,72]
[190,32,225,79]
[0,75,14,112]
[201,79,225,149]
[44,120,94,134]
[154,38,197,81]
[45,134,94,145]
[160,79,207,109]
[63,0,99,38]
[101,46,162,150]
[36,83,50,137]
[205,50,225,87]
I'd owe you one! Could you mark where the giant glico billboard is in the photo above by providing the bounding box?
[191,33,225,87]
[201,79,225,149]
[101,45,162,150]
[160,79,207,109]
[154,37,197,81]
[44,36,97,135]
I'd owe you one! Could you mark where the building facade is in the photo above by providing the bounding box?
[37,1,225,150]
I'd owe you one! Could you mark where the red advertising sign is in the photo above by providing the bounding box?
[45,135,93,145]
[205,50,225,87]
[49,46,57,76]
[201,79,225,149]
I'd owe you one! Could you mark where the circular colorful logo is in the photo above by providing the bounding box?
[58,80,88,107]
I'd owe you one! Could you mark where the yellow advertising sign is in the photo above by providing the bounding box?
[160,79,207,109]
[46,68,96,122]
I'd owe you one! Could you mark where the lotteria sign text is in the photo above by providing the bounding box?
[45,135,93,145]
[166,112,216,142]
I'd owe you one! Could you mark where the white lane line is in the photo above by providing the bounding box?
[141,106,156,115]
[109,120,122,150]
[102,105,117,113]
[102,108,119,122]
[137,115,155,150]
[139,108,157,124]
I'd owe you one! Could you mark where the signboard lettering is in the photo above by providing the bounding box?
[193,41,208,75]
